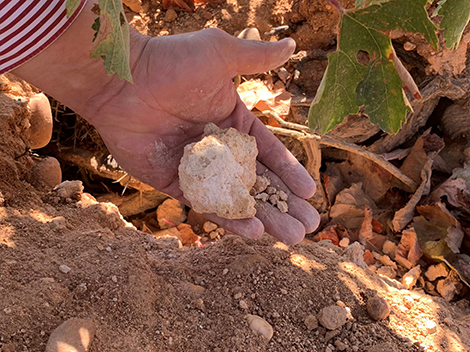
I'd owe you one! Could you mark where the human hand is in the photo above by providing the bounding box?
[83,28,319,244]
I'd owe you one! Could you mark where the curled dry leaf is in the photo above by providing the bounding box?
[399,134,444,188]
[358,205,387,252]
[313,226,339,245]
[391,46,421,100]
[329,183,377,231]
[237,79,292,125]
[391,159,432,233]
[416,202,464,254]
[396,228,423,269]
[431,178,470,213]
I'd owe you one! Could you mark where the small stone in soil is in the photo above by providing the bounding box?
[45,318,96,352]
[367,296,390,321]
[246,314,274,341]
[318,305,348,330]
[59,265,71,274]
[425,262,449,281]
[239,300,248,309]
[304,314,318,330]
[402,265,421,289]
[339,237,350,248]
[203,221,218,233]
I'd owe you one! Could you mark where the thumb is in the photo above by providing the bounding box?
[226,35,296,76]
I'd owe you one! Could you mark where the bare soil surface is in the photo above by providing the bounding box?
[1,1,470,352]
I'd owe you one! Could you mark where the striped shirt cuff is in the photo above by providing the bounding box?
[0,0,87,75]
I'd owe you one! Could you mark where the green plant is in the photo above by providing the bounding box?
[308,0,470,135]
[66,0,132,82]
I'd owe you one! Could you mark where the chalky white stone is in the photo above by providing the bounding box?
[179,124,257,219]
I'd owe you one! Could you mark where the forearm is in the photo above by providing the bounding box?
[11,1,149,122]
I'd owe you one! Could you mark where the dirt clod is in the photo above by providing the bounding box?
[318,305,348,330]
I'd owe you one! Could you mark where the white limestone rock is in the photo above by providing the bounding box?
[179,124,257,219]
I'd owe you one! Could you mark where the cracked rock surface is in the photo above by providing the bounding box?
[178,124,257,219]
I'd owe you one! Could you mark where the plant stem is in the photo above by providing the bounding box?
[266,125,419,192]
[327,0,345,13]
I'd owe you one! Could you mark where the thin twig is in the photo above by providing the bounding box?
[267,125,419,192]
[255,110,309,132]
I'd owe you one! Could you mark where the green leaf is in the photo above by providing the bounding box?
[309,0,438,134]
[91,0,133,83]
[308,51,365,133]
[435,0,470,50]
[65,0,82,17]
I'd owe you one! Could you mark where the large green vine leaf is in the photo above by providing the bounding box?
[309,0,438,134]
[90,0,133,82]
[434,0,470,50]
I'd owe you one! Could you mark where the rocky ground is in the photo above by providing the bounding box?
[1,0,470,351]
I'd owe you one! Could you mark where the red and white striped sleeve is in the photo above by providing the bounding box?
[0,0,87,75]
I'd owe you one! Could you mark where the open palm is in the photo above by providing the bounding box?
[80,29,320,244]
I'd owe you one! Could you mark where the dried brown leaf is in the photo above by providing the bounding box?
[237,79,292,122]
[391,47,421,100]
[391,159,432,232]
[359,205,387,252]
[417,202,464,253]
[330,183,377,231]
[396,228,423,267]
[431,178,470,213]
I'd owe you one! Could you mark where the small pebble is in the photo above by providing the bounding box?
[280,288,288,295]
[339,237,350,248]
[164,8,177,22]
[239,300,248,310]
[45,318,96,352]
[59,265,71,274]
[266,186,276,195]
[246,315,274,341]
[277,190,288,201]
[111,275,118,283]
[269,194,279,206]
[254,192,269,202]
[234,293,242,299]
[3,307,11,314]
[318,305,348,330]
[404,41,416,51]
[277,201,288,213]
[367,296,390,321]
[203,221,218,233]
[222,268,229,275]
[106,246,112,252]
[304,314,318,330]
